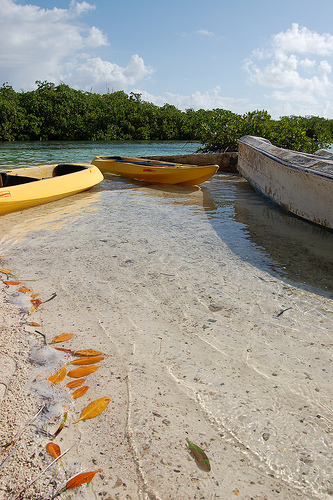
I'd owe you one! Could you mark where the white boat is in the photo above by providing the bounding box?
[237,135,333,230]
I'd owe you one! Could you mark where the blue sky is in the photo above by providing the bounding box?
[1,0,333,118]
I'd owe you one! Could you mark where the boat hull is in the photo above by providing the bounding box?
[237,136,333,229]
[91,156,218,186]
[0,163,103,215]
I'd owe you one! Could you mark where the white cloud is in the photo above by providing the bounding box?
[319,60,331,75]
[270,90,333,118]
[0,0,152,91]
[274,23,333,56]
[72,55,154,92]
[69,0,94,16]
[85,26,108,48]
[134,87,250,113]
[299,58,316,72]
[244,23,333,117]
[272,89,318,105]
[196,29,215,37]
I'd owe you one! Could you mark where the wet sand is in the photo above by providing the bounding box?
[0,181,333,499]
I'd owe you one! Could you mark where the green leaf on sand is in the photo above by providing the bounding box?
[186,438,211,472]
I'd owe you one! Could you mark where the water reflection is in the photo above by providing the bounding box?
[100,173,333,296]
[1,160,332,296]
[0,189,102,246]
[101,174,219,213]
[206,175,333,296]
[0,140,201,169]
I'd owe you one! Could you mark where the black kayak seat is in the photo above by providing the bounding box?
[0,172,39,187]
[98,156,175,167]
[53,164,87,176]
[100,156,122,161]
[0,165,87,187]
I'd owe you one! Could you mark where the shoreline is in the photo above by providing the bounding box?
[145,152,239,173]
[0,185,333,499]
[1,267,314,500]
[0,278,53,498]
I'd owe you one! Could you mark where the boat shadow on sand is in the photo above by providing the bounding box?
[102,172,333,297]
[202,175,333,298]
[103,173,333,297]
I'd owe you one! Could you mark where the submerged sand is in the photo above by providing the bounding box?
[0,179,333,500]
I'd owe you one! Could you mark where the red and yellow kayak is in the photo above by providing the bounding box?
[0,163,103,215]
[91,156,219,186]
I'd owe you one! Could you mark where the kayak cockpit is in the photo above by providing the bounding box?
[52,164,88,176]
[0,172,38,187]
[0,164,88,188]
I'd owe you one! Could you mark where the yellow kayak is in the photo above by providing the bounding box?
[91,156,219,186]
[0,163,103,215]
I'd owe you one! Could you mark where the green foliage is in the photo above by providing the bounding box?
[0,81,332,153]
[0,83,28,141]
[197,109,246,152]
[268,115,332,153]
[197,108,332,153]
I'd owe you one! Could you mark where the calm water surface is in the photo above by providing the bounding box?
[1,140,333,296]
[0,140,201,167]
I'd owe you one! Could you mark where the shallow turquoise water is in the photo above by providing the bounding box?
[1,140,333,296]
[0,140,202,168]
[1,141,333,497]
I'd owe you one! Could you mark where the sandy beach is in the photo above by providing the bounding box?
[0,179,333,500]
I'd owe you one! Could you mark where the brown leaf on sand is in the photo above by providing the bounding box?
[66,469,102,489]
[46,442,62,465]
[53,412,67,439]
[29,321,42,327]
[75,349,105,357]
[73,396,111,424]
[30,298,42,313]
[54,347,75,355]
[48,366,67,385]
[19,285,32,294]
[72,386,89,399]
[70,356,104,366]
[0,268,12,274]
[53,469,102,498]
[66,378,86,389]
[51,333,74,344]
[3,280,20,285]
[67,365,100,378]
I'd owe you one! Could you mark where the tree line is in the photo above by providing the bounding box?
[1,81,333,153]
